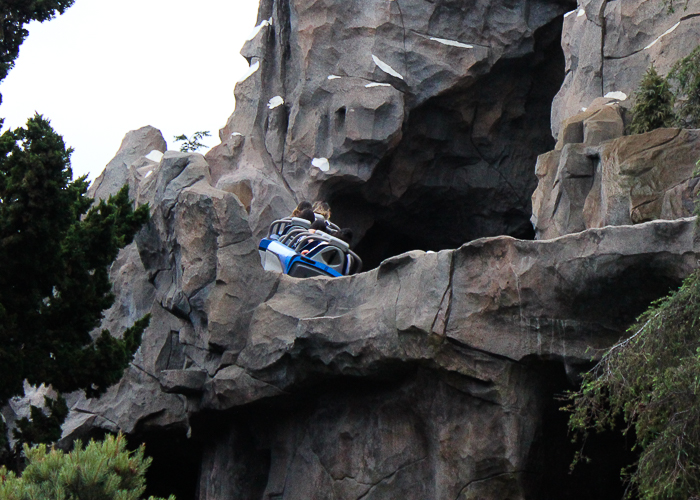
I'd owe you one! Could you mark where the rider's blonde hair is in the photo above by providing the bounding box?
[312,201,331,220]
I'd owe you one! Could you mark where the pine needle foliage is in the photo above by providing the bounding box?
[173,131,210,152]
[0,0,75,85]
[0,433,175,500]
[0,114,150,405]
[629,65,675,134]
[566,270,700,499]
[668,45,700,128]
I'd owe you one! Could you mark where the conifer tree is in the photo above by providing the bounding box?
[0,115,149,429]
[629,65,675,134]
[0,433,175,500]
[0,1,75,95]
[566,270,700,499]
[669,45,700,128]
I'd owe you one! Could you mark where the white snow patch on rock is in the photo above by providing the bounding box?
[372,55,404,80]
[365,82,392,88]
[327,75,341,80]
[145,150,163,162]
[564,9,576,18]
[144,169,153,178]
[577,8,585,17]
[312,157,330,172]
[268,96,284,109]
[429,37,473,49]
[238,61,260,83]
[604,91,628,101]
[231,132,243,137]
[580,107,588,112]
[645,22,681,50]
[247,18,272,41]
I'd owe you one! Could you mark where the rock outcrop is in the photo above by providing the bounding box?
[208,0,575,267]
[27,0,700,499]
[552,0,700,138]
[88,126,166,202]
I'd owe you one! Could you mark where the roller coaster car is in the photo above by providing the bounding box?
[259,216,362,278]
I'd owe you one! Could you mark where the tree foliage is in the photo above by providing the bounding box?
[0,114,150,407]
[173,131,210,152]
[629,65,675,134]
[0,433,175,500]
[0,0,75,86]
[13,395,68,450]
[566,270,700,499]
[630,49,700,134]
[668,45,700,128]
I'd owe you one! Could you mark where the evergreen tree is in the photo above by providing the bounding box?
[629,65,675,134]
[0,114,149,412]
[0,1,75,88]
[0,433,175,500]
[669,45,700,128]
[566,270,700,499]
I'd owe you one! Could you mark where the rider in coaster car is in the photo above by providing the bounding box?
[298,208,316,224]
[312,201,331,220]
[291,201,312,217]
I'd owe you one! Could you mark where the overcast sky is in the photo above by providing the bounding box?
[0,0,260,180]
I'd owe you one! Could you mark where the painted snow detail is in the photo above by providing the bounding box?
[312,157,330,172]
[145,150,163,162]
[645,22,681,50]
[580,107,588,112]
[604,91,628,101]
[564,9,576,18]
[144,169,153,178]
[372,55,404,80]
[577,8,585,17]
[231,132,243,137]
[247,18,272,41]
[365,82,392,88]
[429,37,473,49]
[268,96,284,109]
[327,75,341,80]
[238,61,260,83]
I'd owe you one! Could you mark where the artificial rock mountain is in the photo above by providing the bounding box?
[8,0,700,498]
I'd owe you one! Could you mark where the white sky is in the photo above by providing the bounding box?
[0,0,260,180]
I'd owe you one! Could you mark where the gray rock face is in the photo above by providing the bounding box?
[552,0,700,138]
[48,0,700,498]
[208,0,574,263]
[88,126,166,201]
[65,126,700,494]
[532,125,700,240]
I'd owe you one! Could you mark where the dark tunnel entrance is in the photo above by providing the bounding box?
[329,15,568,270]
[523,358,638,500]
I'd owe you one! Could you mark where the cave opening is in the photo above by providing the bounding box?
[134,429,202,500]
[329,15,567,271]
[523,358,638,500]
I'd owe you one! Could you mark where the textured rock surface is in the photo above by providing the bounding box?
[64,122,700,495]
[532,127,700,239]
[552,0,700,138]
[42,0,700,498]
[208,0,575,265]
[88,126,166,201]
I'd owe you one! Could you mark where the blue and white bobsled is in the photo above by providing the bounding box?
[259,217,362,278]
